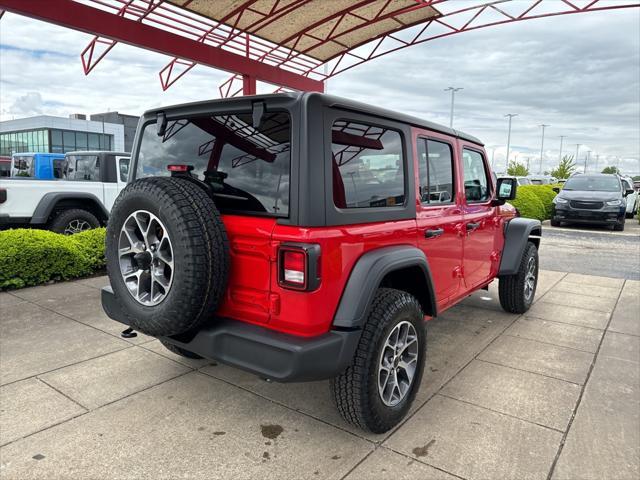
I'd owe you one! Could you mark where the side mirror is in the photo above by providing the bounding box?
[625,189,634,196]
[552,186,560,193]
[495,177,517,204]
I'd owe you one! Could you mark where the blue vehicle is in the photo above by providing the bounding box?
[10,153,66,179]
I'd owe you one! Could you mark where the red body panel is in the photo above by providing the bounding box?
[214,133,514,338]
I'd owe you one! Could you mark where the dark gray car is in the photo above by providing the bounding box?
[551,174,633,231]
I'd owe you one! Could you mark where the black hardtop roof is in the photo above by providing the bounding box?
[143,92,484,146]
[65,150,130,157]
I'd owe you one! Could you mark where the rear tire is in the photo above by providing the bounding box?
[159,340,203,359]
[106,177,230,337]
[49,209,100,234]
[499,241,538,314]
[330,288,426,433]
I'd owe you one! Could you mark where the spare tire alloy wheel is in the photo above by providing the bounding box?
[106,177,229,338]
[119,210,173,306]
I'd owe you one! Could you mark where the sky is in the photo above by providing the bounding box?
[0,3,639,176]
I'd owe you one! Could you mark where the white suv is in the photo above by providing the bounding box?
[621,176,638,218]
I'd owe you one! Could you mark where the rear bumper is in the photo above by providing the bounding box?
[101,287,360,383]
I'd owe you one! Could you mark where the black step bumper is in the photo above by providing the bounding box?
[101,287,360,382]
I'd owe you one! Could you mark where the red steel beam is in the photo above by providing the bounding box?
[0,0,323,93]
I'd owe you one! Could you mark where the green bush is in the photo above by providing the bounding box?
[509,185,547,221]
[528,185,558,220]
[73,228,107,269]
[0,228,106,289]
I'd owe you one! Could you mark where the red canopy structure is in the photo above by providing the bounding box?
[0,0,638,97]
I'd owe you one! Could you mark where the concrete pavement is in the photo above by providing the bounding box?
[0,271,638,479]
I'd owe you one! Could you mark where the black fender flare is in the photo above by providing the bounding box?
[333,245,437,329]
[498,217,542,276]
[30,192,109,224]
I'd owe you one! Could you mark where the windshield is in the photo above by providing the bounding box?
[136,112,291,216]
[11,155,34,177]
[563,176,620,192]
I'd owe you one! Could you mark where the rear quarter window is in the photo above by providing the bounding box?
[331,120,404,208]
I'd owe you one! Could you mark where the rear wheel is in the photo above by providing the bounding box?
[159,340,203,359]
[49,208,100,234]
[499,241,538,314]
[106,177,230,337]
[330,288,426,433]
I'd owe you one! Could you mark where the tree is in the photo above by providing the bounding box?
[550,155,576,179]
[633,175,640,182]
[601,166,620,174]
[507,161,529,176]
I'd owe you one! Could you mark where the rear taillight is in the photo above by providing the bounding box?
[278,243,321,291]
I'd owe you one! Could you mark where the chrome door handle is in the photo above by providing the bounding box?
[425,228,444,238]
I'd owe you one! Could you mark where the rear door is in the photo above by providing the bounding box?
[460,144,499,289]
[414,130,464,305]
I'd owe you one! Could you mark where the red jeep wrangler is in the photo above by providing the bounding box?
[102,93,541,433]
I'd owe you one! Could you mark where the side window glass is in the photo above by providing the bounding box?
[331,120,404,208]
[53,159,67,179]
[419,139,454,204]
[119,158,130,182]
[622,179,631,190]
[66,155,100,181]
[462,149,490,202]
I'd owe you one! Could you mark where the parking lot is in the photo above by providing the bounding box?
[1,258,638,479]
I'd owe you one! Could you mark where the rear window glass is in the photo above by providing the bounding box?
[136,112,291,216]
[11,155,34,177]
[331,120,404,209]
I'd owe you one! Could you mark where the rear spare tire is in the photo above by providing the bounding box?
[106,177,229,337]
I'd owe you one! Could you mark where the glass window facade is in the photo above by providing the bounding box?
[0,128,113,156]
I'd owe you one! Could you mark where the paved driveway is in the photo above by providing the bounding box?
[0,271,638,480]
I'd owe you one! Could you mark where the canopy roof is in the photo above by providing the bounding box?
[169,0,441,62]
[1,0,638,95]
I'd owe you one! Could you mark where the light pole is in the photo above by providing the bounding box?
[574,144,581,165]
[539,124,550,174]
[445,87,463,128]
[584,150,591,172]
[505,113,518,170]
[558,135,566,162]
[595,154,600,172]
